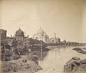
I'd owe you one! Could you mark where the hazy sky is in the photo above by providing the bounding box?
[0,0,86,43]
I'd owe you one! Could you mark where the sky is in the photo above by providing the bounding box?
[0,0,86,43]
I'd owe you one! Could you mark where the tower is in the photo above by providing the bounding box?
[54,33,56,39]
[0,29,7,40]
[54,33,56,43]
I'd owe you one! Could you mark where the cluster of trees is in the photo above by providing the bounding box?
[1,38,47,61]
[29,38,47,47]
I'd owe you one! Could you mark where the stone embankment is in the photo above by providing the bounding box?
[73,48,86,54]
[64,57,86,73]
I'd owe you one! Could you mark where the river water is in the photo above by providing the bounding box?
[34,46,86,73]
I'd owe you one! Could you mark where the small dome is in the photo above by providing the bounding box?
[37,28,44,35]
[15,28,24,37]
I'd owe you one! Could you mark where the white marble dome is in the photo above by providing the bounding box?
[37,28,44,35]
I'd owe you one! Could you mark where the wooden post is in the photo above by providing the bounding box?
[41,45,42,60]
[41,45,42,52]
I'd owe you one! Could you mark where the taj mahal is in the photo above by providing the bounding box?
[33,27,49,43]
[32,27,60,43]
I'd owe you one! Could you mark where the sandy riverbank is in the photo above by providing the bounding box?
[1,55,42,73]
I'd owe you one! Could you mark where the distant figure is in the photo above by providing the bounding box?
[28,48,31,53]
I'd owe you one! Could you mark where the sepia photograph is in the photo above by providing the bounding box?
[0,0,86,73]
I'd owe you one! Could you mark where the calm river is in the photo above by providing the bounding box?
[34,46,86,73]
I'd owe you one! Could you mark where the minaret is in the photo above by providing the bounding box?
[27,35,29,38]
[40,26,41,29]
[54,33,56,43]
[54,33,56,39]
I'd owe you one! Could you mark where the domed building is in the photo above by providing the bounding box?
[37,28,44,36]
[33,28,49,43]
[15,28,24,41]
[49,33,60,43]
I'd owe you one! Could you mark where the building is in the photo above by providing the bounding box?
[0,28,30,46]
[0,29,7,40]
[49,33,60,43]
[33,28,49,42]
[15,28,24,41]
[0,29,15,46]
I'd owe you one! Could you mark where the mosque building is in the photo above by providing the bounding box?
[15,28,24,41]
[33,28,49,43]
[4,28,29,46]
[49,33,60,43]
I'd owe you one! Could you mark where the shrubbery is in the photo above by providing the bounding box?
[1,38,47,61]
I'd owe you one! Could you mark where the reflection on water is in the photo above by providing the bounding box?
[32,50,48,60]
[34,46,86,73]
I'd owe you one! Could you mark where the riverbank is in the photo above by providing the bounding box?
[73,47,86,54]
[1,55,42,73]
